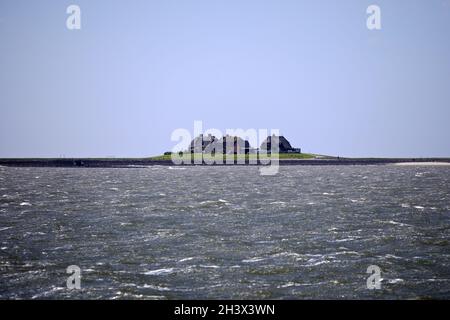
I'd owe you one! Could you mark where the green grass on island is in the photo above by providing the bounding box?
[148,153,320,161]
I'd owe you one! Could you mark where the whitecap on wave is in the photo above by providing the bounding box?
[143,268,176,276]
[198,199,229,207]
[242,257,265,263]
[388,278,404,284]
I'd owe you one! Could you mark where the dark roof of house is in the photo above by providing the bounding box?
[189,134,217,150]
[260,135,293,151]
[217,135,250,146]
[207,135,250,153]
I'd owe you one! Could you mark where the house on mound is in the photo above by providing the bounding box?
[189,134,250,154]
[216,135,250,154]
[188,134,299,155]
[189,134,218,153]
[260,135,301,153]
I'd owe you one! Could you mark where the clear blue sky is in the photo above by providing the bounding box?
[1,0,449,157]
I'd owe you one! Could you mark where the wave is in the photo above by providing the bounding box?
[198,199,229,207]
[242,257,266,263]
[143,268,176,276]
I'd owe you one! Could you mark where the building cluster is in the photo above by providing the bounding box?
[188,134,301,154]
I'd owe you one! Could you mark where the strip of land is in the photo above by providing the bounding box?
[1,155,450,168]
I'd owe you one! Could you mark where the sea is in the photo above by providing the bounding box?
[0,165,449,299]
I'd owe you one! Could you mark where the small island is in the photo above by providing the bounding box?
[0,135,449,168]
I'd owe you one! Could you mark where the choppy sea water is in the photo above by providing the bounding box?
[0,165,449,299]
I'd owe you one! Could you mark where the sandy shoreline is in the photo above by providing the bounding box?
[393,162,450,166]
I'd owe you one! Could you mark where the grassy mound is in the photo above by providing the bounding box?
[148,153,318,161]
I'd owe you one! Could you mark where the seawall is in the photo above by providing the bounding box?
[1,158,450,168]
